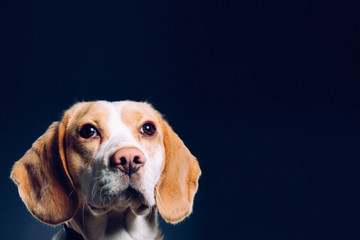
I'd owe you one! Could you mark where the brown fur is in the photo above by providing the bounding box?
[155,115,201,223]
[10,122,78,224]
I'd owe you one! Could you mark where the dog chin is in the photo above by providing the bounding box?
[88,187,152,216]
[123,187,153,215]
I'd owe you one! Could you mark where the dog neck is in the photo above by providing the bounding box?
[61,204,162,240]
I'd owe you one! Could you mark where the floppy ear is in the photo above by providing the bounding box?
[10,119,78,225]
[155,120,201,224]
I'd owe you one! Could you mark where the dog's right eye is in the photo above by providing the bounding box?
[79,124,98,139]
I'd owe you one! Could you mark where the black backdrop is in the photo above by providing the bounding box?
[2,0,360,239]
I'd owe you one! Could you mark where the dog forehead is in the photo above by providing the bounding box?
[118,101,158,125]
[104,101,161,139]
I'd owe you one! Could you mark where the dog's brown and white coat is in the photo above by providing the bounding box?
[10,101,201,240]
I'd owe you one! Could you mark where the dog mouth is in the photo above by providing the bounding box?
[87,187,150,215]
[124,187,151,215]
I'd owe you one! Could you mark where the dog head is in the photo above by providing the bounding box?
[10,101,201,225]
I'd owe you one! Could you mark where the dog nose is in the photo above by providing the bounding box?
[110,148,145,175]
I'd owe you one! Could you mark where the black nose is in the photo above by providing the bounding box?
[110,148,145,175]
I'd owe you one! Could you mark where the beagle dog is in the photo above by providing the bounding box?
[10,101,201,240]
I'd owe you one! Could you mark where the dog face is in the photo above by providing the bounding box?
[10,101,201,225]
[66,101,165,215]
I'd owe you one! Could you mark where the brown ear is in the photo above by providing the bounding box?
[10,120,78,225]
[155,120,201,224]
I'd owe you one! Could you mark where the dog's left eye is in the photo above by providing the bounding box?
[140,122,156,136]
[79,124,98,139]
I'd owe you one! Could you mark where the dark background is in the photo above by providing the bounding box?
[2,0,360,239]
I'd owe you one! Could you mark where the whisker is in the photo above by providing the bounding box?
[92,176,103,181]
[100,185,105,203]
[67,190,75,198]
[155,186,163,205]
[91,181,98,201]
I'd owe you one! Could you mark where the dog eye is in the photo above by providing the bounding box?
[79,124,98,139]
[141,122,156,136]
